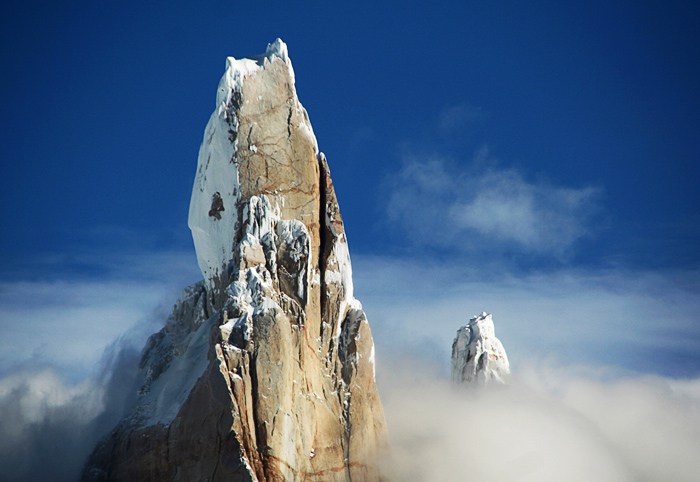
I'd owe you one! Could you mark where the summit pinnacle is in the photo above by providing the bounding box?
[451,312,510,385]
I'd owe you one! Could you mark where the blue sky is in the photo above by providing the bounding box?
[1,2,700,480]
[2,0,699,376]
[2,0,698,272]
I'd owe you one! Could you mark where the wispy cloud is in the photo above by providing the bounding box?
[353,255,700,377]
[0,279,162,378]
[386,154,600,256]
[0,249,200,379]
[0,348,142,481]
[437,102,484,135]
[0,370,103,481]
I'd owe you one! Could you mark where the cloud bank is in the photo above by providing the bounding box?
[356,250,700,480]
[1,236,698,480]
[380,363,700,482]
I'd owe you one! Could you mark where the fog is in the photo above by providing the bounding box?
[3,350,699,481]
[379,361,700,482]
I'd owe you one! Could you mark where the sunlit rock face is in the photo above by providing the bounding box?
[452,312,510,385]
[82,39,387,482]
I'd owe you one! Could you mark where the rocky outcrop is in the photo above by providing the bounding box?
[82,40,386,481]
[451,312,510,385]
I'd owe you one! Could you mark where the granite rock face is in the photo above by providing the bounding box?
[82,40,387,481]
[451,312,510,385]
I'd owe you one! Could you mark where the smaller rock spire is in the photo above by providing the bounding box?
[451,312,510,384]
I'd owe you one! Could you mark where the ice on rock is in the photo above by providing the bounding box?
[451,312,510,385]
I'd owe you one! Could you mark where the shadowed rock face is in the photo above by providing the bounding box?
[82,40,387,482]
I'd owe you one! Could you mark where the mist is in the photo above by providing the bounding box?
[3,343,698,481]
[0,342,142,481]
[378,361,700,482]
[0,249,197,482]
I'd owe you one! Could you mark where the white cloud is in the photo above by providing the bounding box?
[386,155,599,255]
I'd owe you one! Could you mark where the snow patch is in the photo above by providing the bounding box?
[324,236,354,300]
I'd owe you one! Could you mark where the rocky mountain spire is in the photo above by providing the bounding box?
[82,39,387,482]
[451,312,510,385]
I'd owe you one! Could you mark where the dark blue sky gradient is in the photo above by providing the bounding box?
[1,0,698,275]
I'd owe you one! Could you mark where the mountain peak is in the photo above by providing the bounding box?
[451,311,510,384]
[84,40,386,481]
[264,38,289,62]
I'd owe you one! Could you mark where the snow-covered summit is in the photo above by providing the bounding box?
[451,312,510,385]
[188,38,318,292]
[263,38,290,64]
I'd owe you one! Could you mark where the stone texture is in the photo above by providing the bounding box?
[82,40,387,481]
